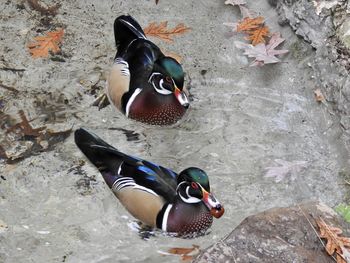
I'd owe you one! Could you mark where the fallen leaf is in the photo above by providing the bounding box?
[317,218,350,263]
[143,21,191,43]
[27,29,64,58]
[168,245,200,262]
[155,0,159,4]
[236,16,264,33]
[245,25,270,45]
[235,32,289,66]
[314,88,325,102]
[264,159,308,182]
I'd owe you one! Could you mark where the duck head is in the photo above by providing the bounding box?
[150,57,189,108]
[176,167,224,218]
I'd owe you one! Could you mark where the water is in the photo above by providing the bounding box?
[0,0,349,262]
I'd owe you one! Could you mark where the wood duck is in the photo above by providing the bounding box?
[75,128,224,236]
[106,15,190,125]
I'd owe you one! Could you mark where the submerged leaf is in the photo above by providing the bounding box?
[264,159,308,182]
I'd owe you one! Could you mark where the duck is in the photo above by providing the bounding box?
[74,128,224,236]
[105,15,190,125]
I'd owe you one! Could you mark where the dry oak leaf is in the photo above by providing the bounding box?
[27,29,64,58]
[143,21,191,43]
[236,16,264,33]
[235,32,289,66]
[246,25,270,45]
[317,218,350,263]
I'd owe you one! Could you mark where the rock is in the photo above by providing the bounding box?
[268,0,350,158]
[194,201,349,263]
[271,0,335,48]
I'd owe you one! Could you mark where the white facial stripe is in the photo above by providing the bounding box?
[162,204,173,231]
[149,73,173,95]
[126,88,142,117]
[179,187,201,203]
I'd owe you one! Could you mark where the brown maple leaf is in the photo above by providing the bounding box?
[27,29,64,58]
[317,218,350,263]
[246,25,270,45]
[236,16,264,33]
[143,21,191,43]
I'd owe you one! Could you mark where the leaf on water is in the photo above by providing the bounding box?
[314,88,325,102]
[245,25,270,45]
[143,21,191,43]
[236,16,264,33]
[27,29,64,58]
[335,204,350,223]
[167,245,200,262]
[317,218,350,263]
[264,159,308,183]
[235,32,289,66]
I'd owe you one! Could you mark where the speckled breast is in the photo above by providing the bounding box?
[166,202,213,236]
[128,89,186,125]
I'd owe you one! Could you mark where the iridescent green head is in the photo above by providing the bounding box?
[178,167,210,191]
[151,57,189,108]
[157,57,184,89]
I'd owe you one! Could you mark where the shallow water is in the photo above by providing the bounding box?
[0,0,349,262]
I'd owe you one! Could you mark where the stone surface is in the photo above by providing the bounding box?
[194,201,349,263]
[268,0,350,170]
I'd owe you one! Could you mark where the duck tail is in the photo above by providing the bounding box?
[74,128,123,177]
[114,15,146,49]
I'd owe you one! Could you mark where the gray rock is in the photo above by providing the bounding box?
[271,0,335,48]
[194,201,349,263]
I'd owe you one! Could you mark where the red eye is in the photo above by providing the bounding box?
[191,182,198,189]
[165,76,172,83]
